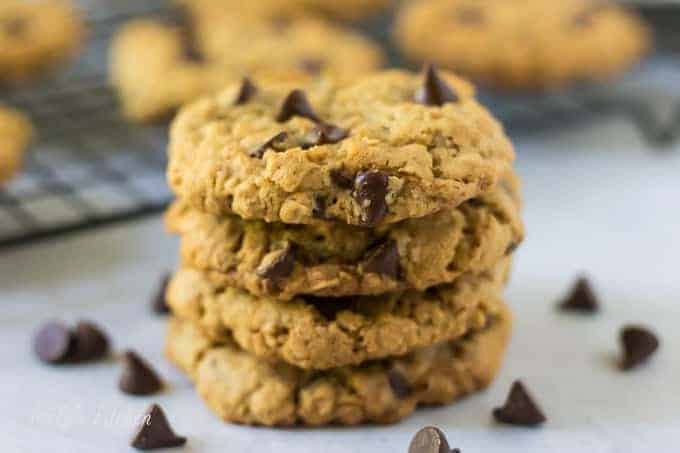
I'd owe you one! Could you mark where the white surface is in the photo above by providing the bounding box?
[1,119,679,452]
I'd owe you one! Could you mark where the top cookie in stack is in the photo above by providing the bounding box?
[164,67,523,426]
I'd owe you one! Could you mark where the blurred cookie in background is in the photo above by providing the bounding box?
[394,0,651,91]
[110,14,384,123]
[0,0,85,84]
[0,107,32,185]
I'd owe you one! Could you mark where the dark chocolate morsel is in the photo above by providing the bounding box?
[131,404,186,450]
[330,169,354,190]
[362,240,400,278]
[276,89,321,123]
[152,273,171,315]
[34,321,74,364]
[250,132,289,159]
[353,170,389,227]
[256,243,297,282]
[300,124,348,149]
[559,277,599,313]
[72,321,110,362]
[620,325,659,371]
[493,380,546,426]
[415,64,459,106]
[119,350,163,396]
[387,370,413,399]
[234,77,258,105]
[408,426,460,453]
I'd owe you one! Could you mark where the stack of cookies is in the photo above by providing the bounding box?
[163,66,524,426]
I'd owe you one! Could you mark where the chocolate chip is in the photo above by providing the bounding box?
[300,124,348,149]
[131,404,186,450]
[298,58,324,75]
[256,243,297,283]
[234,77,258,105]
[312,194,326,219]
[493,380,546,426]
[353,170,389,227]
[620,325,659,371]
[455,7,484,24]
[276,89,321,123]
[415,64,459,106]
[119,350,163,396]
[362,240,400,278]
[305,296,356,321]
[151,273,171,315]
[559,277,599,313]
[330,169,354,190]
[250,132,289,159]
[3,17,28,37]
[505,241,520,256]
[72,321,110,362]
[409,427,460,453]
[34,321,74,364]
[388,370,413,399]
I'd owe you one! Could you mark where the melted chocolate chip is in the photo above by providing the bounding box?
[559,277,599,313]
[131,404,186,450]
[493,380,546,426]
[234,77,258,105]
[300,124,348,149]
[415,64,459,106]
[276,90,321,123]
[72,321,110,362]
[151,273,171,315]
[330,169,354,190]
[298,58,324,75]
[362,240,400,278]
[409,427,460,453]
[250,132,289,159]
[119,350,163,396]
[353,170,390,227]
[388,370,413,399]
[256,243,297,283]
[34,322,74,364]
[620,325,659,371]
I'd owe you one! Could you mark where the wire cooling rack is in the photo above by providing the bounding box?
[0,0,678,249]
[0,1,171,249]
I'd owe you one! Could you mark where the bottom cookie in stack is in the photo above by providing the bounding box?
[166,305,510,426]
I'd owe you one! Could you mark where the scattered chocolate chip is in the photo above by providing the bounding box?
[71,321,109,362]
[493,380,546,426]
[388,370,413,399]
[362,240,400,278]
[300,124,348,149]
[34,321,74,364]
[151,273,171,315]
[119,350,163,396]
[312,194,326,219]
[256,243,297,283]
[250,132,289,159]
[298,58,324,75]
[330,169,354,190]
[620,325,659,371]
[276,89,321,123]
[455,7,484,24]
[415,64,459,106]
[559,277,599,313]
[409,427,460,453]
[353,170,389,227]
[234,77,258,105]
[131,404,186,450]
[3,17,28,37]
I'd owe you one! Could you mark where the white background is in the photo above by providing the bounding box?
[1,116,679,451]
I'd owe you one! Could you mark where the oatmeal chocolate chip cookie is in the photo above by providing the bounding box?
[168,68,515,226]
[166,174,522,300]
[165,258,510,370]
[0,0,84,84]
[0,107,33,185]
[166,304,511,426]
[110,16,382,123]
[394,0,650,90]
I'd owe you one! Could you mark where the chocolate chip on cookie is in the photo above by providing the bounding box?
[620,325,659,371]
[409,427,460,453]
[276,89,322,123]
[256,243,297,283]
[71,321,110,362]
[311,194,327,219]
[415,64,459,106]
[361,240,400,278]
[559,277,599,313]
[329,168,354,190]
[388,370,413,399]
[250,132,290,159]
[300,124,348,149]
[34,321,75,364]
[493,380,546,426]
[151,273,171,315]
[131,404,186,450]
[305,296,356,321]
[353,170,390,227]
[119,350,164,396]
[234,77,258,105]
